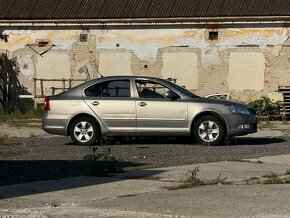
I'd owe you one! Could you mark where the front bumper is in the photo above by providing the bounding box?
[224,114,258,136]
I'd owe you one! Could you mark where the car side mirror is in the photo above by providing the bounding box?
[165,90,179,100]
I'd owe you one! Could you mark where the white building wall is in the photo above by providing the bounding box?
[0,25,289,101]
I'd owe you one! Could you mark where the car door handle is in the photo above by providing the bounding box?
[138,102,147,107]
[91,101,100,106]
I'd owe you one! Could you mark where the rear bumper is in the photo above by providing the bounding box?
[224,114,258,137]
[42,113,69,136]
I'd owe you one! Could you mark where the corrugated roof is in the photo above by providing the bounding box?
[0,0,290,21]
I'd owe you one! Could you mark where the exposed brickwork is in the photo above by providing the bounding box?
[69,32,98,80]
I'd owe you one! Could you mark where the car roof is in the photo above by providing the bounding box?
[84,75,170,86]
[56,75,198,99]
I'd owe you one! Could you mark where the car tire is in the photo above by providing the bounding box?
[193,115,225,146]
[70,117,99,146]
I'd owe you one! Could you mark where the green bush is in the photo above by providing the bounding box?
[248,96,281,116]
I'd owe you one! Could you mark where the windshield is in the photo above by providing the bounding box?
[166,80,199,98]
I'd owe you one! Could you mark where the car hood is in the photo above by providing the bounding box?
[187,97,252,108]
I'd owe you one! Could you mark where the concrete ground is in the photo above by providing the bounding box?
[1,154,290,218]
[1,121,290,217]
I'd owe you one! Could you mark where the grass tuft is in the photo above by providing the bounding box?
[262,172,290,184]
[0,106,43,122]
[180,167,230,189]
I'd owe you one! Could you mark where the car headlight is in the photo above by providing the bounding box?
[226,105,250,115]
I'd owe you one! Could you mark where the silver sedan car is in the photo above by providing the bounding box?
[42,76,257,146]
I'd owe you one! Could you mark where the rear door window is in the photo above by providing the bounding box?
[85,80,131,97]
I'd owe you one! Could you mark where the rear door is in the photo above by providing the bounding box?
[83,79,136,132]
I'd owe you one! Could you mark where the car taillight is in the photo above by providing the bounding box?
[44,97,50,111]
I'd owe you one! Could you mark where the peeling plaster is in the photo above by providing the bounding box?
[218,28,288,50]
[51,40,75,50]
[3,28,288,64]
[272,45,283,56]
[94,29,207,63]
[2,29,79,52]
[94,27,288,64]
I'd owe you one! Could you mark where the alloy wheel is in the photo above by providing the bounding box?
[73,121,94,143]
[198,120,220,143]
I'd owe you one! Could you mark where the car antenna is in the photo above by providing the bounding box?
[97,69,104,78]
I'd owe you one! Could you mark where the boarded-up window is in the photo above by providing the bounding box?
[161,52,198,90]
[228,52,264,91]
[99,51,132,76]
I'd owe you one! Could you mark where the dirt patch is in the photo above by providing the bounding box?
[0,122,49,138]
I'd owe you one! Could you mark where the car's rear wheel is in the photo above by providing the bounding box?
[193,115,225,146]
[70,117,99,146]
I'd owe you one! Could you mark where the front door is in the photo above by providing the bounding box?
[134,79,187,133]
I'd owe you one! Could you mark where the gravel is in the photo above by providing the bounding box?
[1,134,290,185]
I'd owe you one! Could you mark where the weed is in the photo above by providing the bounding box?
[83,146,126,176]
[286,170,290,175]
[182,167,203,187]
[207,173,230,185]
[262,171,279,179]
[284,177,290,184]
[181,167,229,188]
[245,176,261,185]
[262,172,290,184]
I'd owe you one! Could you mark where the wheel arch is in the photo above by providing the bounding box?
[190,111,228,136]
[67,113,102,136]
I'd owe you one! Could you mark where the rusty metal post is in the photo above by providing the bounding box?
[62,78,65,92]
[33,78,37,97]
[40,79,44,97]
[33,78,37,108]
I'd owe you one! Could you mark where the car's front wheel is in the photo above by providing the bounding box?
[193,115,225,146]
[70,117,99,146]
